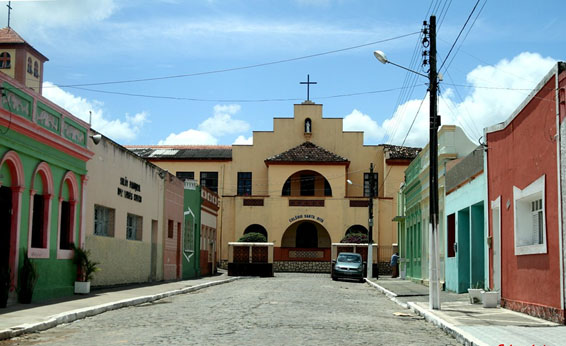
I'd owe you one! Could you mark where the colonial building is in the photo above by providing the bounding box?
[444,147,487,293]
[129,102,419,274]
[84,130,184,286]
[486,62,566,323]
[397,125,476,285]
[0,28,93,303]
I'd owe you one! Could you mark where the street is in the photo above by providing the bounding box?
[2,273,459,345]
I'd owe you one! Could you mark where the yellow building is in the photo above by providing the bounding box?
[129,102,419,273]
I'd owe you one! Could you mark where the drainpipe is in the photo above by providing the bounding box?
[555,62,565,317]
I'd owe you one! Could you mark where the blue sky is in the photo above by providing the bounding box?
[5,0,566,147]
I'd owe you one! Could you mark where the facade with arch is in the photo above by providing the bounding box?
[131,101,419,273]
[0,66,92,303]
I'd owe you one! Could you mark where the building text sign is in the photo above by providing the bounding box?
[117,177,142,203]
[288,214,324,223]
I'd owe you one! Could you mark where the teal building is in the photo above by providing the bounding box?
[182,180,201,279]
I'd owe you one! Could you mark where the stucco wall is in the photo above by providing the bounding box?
[486,71,561,316]
[85,134,164,286]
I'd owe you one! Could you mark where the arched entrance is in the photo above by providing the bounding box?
[345,225,368,235]
[244,224,268,239]
[278,221,332,272]
[281,220,331,248]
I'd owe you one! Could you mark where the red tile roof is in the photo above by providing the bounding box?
[265,141,348,163]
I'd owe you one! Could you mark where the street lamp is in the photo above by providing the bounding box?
[374,16,441,310]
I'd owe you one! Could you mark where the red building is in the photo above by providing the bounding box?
[486,62,566,323]
[200,186,219,276]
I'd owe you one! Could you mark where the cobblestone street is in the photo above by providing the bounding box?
[2,274,459,346]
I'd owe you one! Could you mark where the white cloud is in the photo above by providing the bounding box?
[343,109,386,142]
[12,0,117,29]
[158,130,218,145]
[198,104,249,136]
[382,52,557,147]
[159,104,250,145]
[42,81,148,142]
[233,136,253,145]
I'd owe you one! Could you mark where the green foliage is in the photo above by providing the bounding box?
[73,244,100,282]
[238,232,267,243]
[340,232,368,244]
[17,251,38,304]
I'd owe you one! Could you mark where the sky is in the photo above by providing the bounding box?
[4,0,565,148]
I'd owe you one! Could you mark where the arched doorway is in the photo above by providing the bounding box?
[0,186,12,275]
[296,222,318,248]
[243,224,268,239]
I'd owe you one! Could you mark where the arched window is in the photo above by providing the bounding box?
[305,118,312,133]
[0,52,11,69]
[27,57,32,73]
[33,61,39,77]
[244,224,268,239]
[281,170,332,197]
[29,162,54,258]
[57,171,78,258]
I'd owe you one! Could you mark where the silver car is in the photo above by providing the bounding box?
[331,252,365,282]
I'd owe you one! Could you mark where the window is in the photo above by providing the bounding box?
[59,201,72,250]
[27,57,32,73]
[447,213,456,257]
[364,173,378,197]
[200,172,218,193]
[33,61,39,77]
[184,214,195,254]
[324,180,332,196]
[300,174,315,196]
[176,171,194,181]
[126,213,143,241]
[237,172,252,196]
[168,220,174,238]
[0,52,10,69]
[94,205,115,237]
[282,179,291,196]
[513,175,546,255]
[31,195,45,248]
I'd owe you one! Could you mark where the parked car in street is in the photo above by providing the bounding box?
[331,252,365,282]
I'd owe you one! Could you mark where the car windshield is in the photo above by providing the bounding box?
[337,254,361,263]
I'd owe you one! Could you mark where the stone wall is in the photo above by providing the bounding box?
[274,261,331,273]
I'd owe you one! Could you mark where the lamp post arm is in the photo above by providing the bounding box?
[386,61,429,79]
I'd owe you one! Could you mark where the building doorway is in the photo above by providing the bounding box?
[296,222,318,248]
[0,186,12,273]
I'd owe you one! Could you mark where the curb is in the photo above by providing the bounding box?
[364,279,408,309]
[0,277,240,341]
[408,302,488,346]
[366,280,486,346]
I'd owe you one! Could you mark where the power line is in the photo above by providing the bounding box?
[438,0,481,73]
[67,85,420,103]
[50,31,420,89]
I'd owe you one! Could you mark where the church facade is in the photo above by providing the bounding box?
[130,102,419,273]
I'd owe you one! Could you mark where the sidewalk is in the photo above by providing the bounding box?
[0,273,239,341]
[367,277,565,346]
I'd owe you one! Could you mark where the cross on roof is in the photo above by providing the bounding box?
[6,1,11,28]
[300,74,317,101]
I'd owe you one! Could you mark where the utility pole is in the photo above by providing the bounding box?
[427,15,441,310]
[367,163,374,279]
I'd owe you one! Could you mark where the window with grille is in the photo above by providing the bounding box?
[126,213,143,241]
[200,172,218,193]
[237,172,252,196]
[364,173,378,197]
[94,205,115,237]
[513,175,546,255]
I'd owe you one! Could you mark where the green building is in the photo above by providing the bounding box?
[182,180,201,279]
[0,28,93,303]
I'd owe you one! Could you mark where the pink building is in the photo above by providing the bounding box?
[486,62,566,323]
[163,172,184,281]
